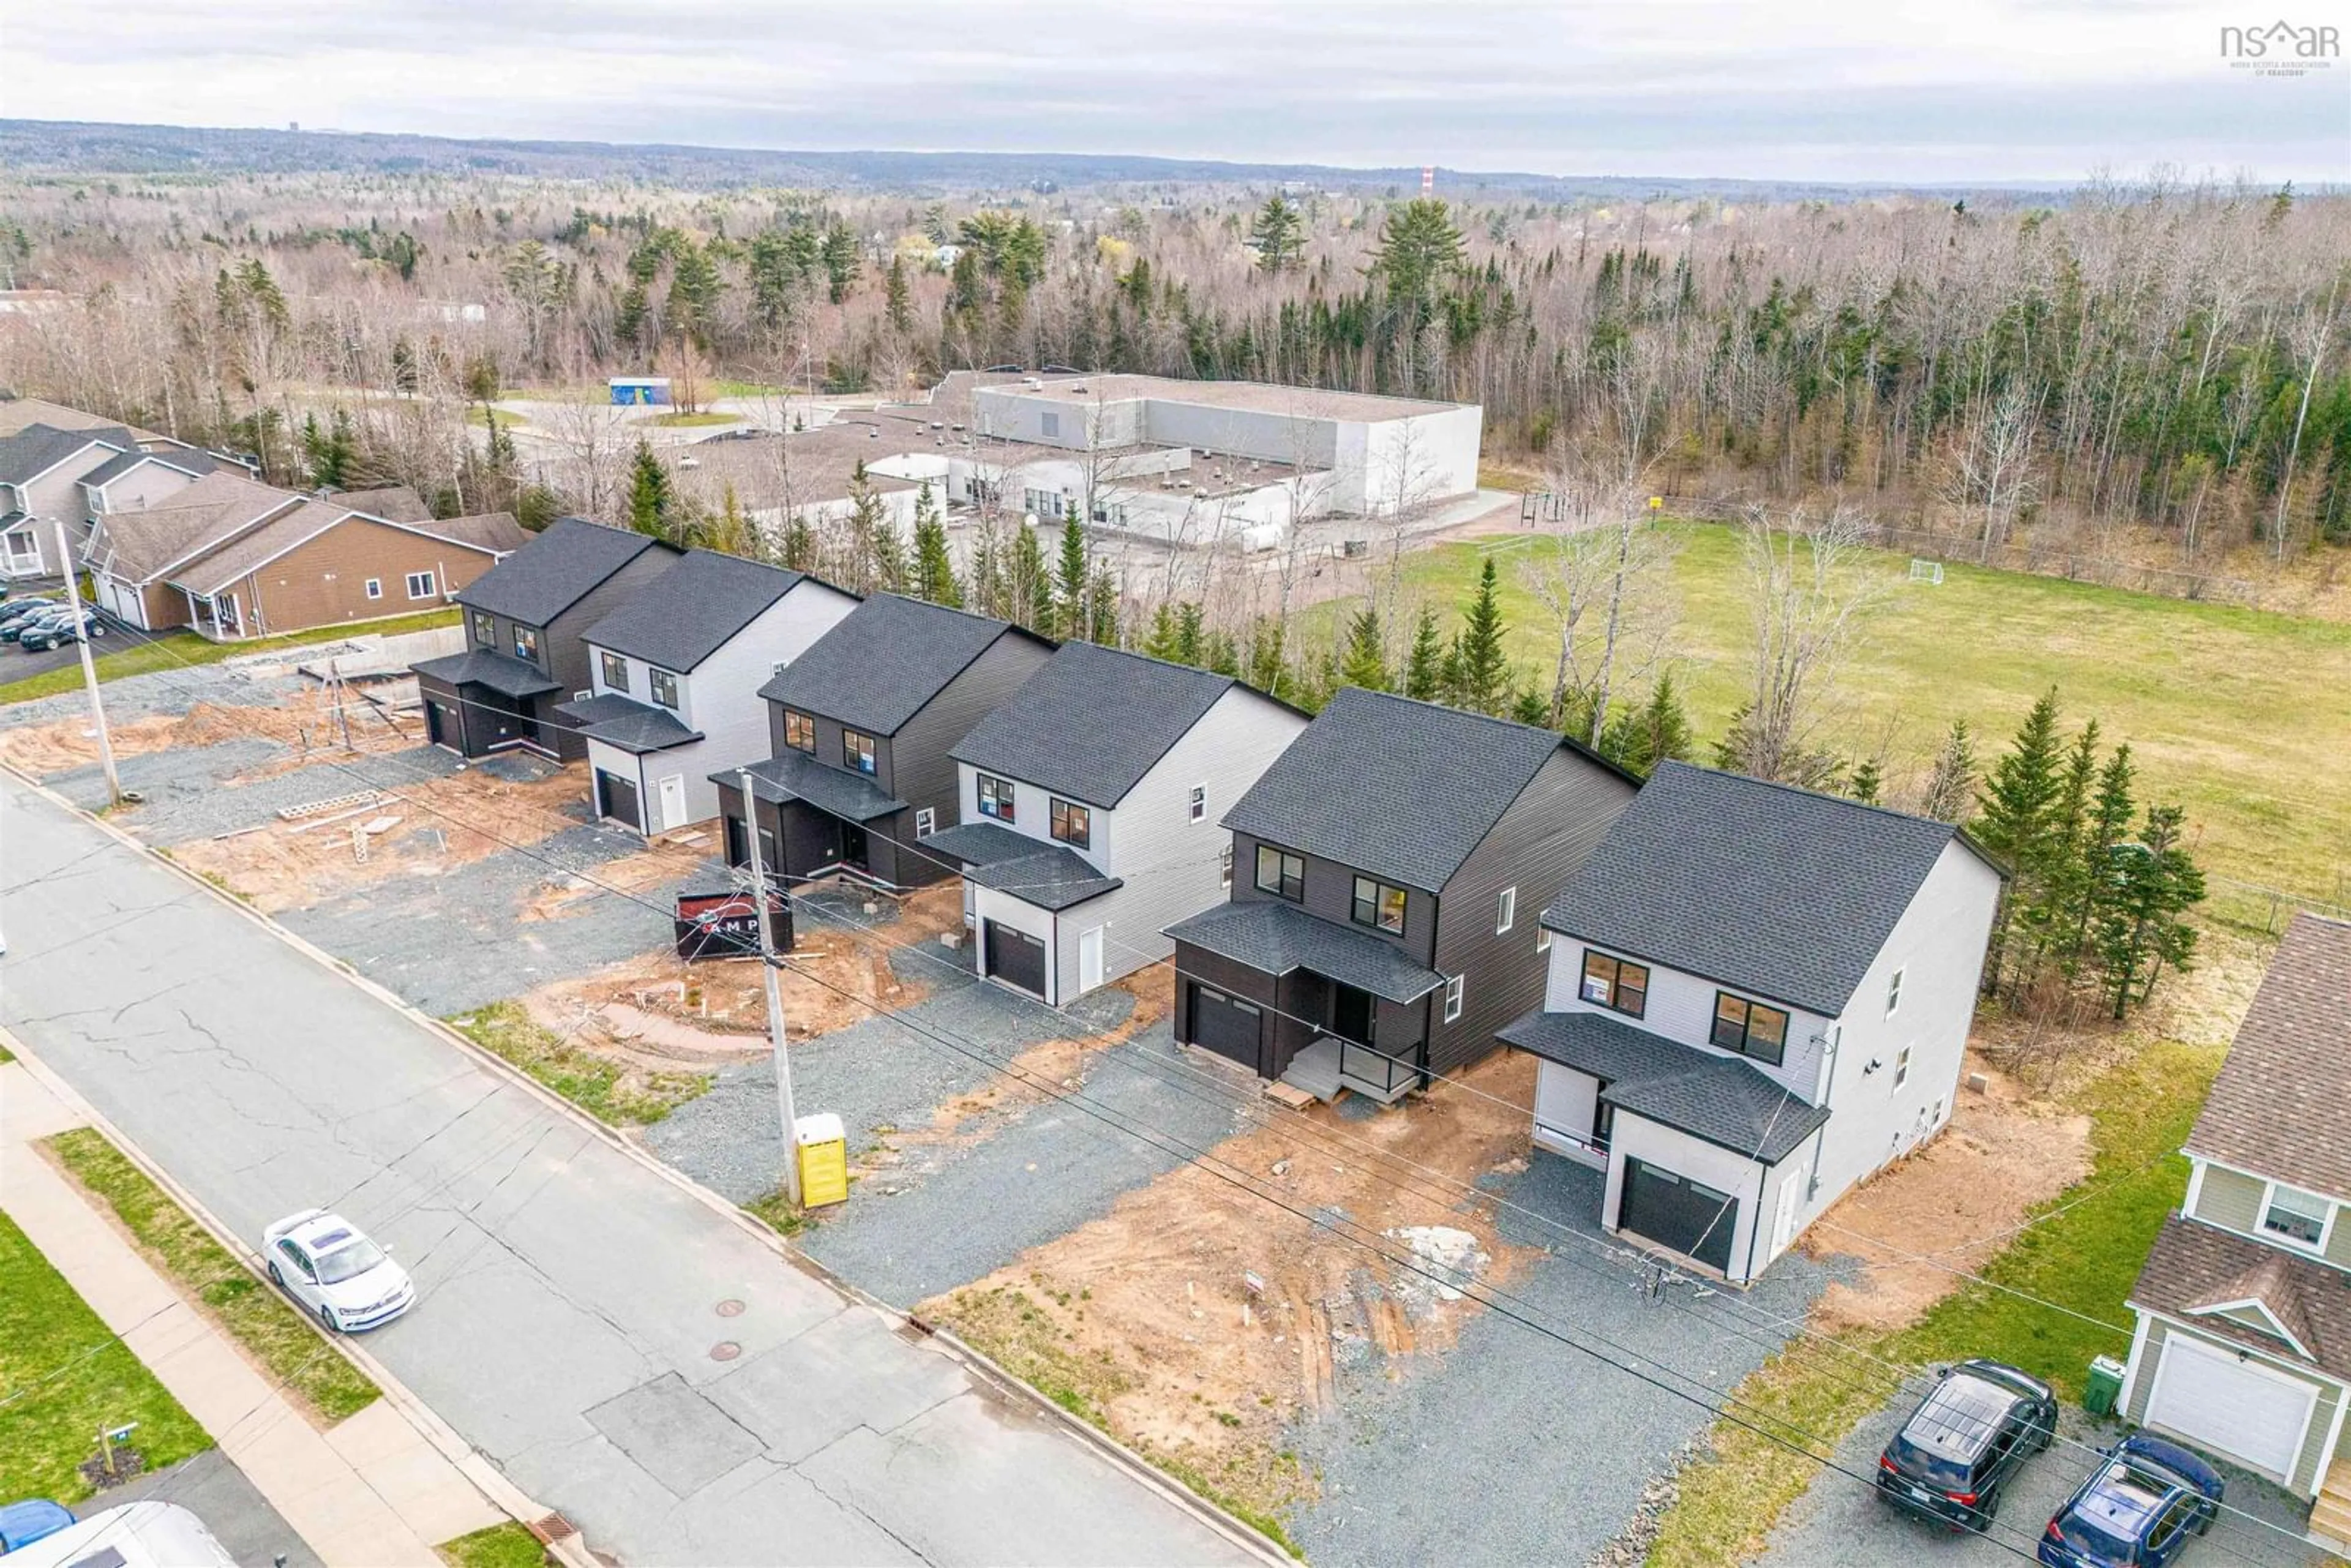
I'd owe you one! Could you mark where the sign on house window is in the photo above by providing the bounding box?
[784,710,816,753]
[1050,797,1090,849]
[844,730,877,775]
[513,626,539,664]
[1581,952,1648,1017]
[978,773,1016,822]
[601,651,629,692]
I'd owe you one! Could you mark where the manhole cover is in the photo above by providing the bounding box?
[710,1341,742,1362]
[715,1299,746,1318]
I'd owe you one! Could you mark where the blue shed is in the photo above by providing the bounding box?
[609,377,673,407]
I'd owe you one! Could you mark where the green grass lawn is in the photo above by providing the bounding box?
[0,1209,212,1504]
[435,1520,547,1568]
[0,607,461,705]
[446,1002,710,1126]
[464,407,529,430]
[710,380,795,400]
[647,410,740,428]
[1384,525,2351,895]
[43,1129,381,1425]
[1644,1033,2218,1567]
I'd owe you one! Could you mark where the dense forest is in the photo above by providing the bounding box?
[2,169,2345,564]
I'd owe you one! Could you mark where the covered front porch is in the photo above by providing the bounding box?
[412,648,566,759]
[714,751,910,888]
[1501,1008,1829,1283]
[1164,899,1444,1105]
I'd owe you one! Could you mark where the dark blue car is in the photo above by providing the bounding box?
[2039,1434,2224,1567]
[0,1499,76,1554]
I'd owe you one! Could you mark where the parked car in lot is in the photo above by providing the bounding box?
[1876,1359,2057,1531]
[261,1209,414,1332]
[0,599,60,640]
[17,609,104,651]
[2038,1434,2222,1567]
[0,1499,75,1554]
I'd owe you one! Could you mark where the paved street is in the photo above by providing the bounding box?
[0,772,1261,1567]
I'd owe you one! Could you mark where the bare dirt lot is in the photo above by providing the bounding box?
[921,1049,1542,1525]
[168,759,598,914]
[0,688,416,779]
[519,884,967,1069]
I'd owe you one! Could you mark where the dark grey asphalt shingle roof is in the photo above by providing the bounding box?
[585,548,809,672]
[0,423,134,486]
[760,594,1037,735]
[920,819,1037,866]
[411,648,563,699]
[1499,1008,1829,1164]
[551,691,701,753]
[720,749,907,823]
[951,641,1242,808]
[1166,899,1447,1005]
[1544,760,1981,1018]
[967,842,1123,911]
[1223,687,1603,893]
[454,517,673,627]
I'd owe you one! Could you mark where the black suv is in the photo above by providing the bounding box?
[1876,1359,2057,1531]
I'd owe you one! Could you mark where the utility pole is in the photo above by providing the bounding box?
[52,517,121,806]
[735,770,801,1207]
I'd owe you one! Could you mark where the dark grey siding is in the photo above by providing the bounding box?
[1172,941,1281,1075]
[1226,833,1438,966]
[1429,747,1637,1073]
[889,632,1051,882]
[550,547,677,688]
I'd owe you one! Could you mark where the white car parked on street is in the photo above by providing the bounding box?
[261,1208,414,1332]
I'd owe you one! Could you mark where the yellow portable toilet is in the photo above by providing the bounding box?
[795,1112,849,1208]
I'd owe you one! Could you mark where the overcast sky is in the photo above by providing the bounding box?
[4,0,2344,184]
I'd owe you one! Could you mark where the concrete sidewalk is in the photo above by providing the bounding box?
[0,1057,506,1567]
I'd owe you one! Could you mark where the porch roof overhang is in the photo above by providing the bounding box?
[556,691,703,754]
[1164,899,1445,1007]
[1499,1008,1829,1165]
[412,648,564,700]
[719,749,907,823]
[915,819,1125,912]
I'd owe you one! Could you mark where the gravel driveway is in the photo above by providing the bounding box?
[1758,1386,2331,1568]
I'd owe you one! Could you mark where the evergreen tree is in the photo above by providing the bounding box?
[1614,672,1695,776]
[626,440,673,538]
[1249,195,1307,272]
[1087,565,1121,645]
[1847,757,1884,805]
[1006,521,1052,631]
[2041,721,2104,973]
[1974,689,2067,994]
[2066,743,2139,971]
[1171,602,1205,666]
[1338,604,1389,692]
[779,508,817,573]
[1055,516,1092,640]
[1919,718,1978,823]
[820,223,861,304]
[884,253,913,334]
[967,519,1008,618]
[2096,804,2205,1018]
[843,463,901,593]
[1449,557,1512,714]
[1403,607,1445,701]
[1510,688,1551,727]
[1201,626,1240,675]
[1246,619,1286,699]
[1368,199,1463,305]
[1141,603,1183,662]
[909,483,961,606]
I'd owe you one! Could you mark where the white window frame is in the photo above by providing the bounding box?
[1443,975,1464,1024]
[1189,784,1207,823]
[1219,844,1232,889]
[1496,886,1517,936]
[2257,1180,2336,1254]
[404,570,437,601]
[363,577,383,600]
[1893,1045,1911,1089]
[1886,967,1905,1018]
[914,806,937,837]
[1536,927,1552,954]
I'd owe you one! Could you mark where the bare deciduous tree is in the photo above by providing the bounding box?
[1719,505,1894,787]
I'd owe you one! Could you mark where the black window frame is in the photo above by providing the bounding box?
[977,772,1016,822]
[512,625,540,664]
[843,729,877,776]
[782,708,816,754]
[1580,951,1650,1018]
[1050,797,1091,849]
[1254,844,1303,902]
[599,649,629,692]
[471,609,495,647]
[1711,991,1790,1065]
[1350,874,1406,935]
[648,667,680,710]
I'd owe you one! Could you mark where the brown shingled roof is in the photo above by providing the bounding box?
[2129,1214,2351,1379]
[90,473,298,582]
[2184,913,2351,1202]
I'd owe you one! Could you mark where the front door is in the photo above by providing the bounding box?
[842,823,869,871]
[1330,985,1374,1045]
[1078,927,1105,993]
[1618,1158,1739,1275]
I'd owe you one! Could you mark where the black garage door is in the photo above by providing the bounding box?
[1189,983,1263,1072]
[595,768,641,831]
[1619,1158,1738,1275]
[986,921,1048,997]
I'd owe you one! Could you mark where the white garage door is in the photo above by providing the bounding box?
[2143,1332,2317,1481]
